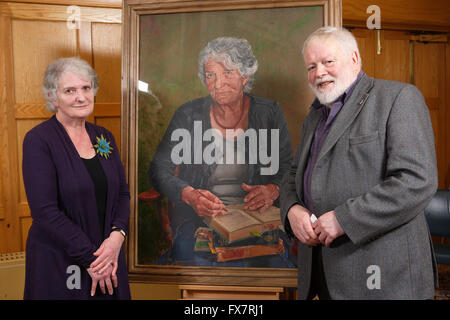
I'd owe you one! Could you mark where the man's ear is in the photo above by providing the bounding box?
[351,50,359,66]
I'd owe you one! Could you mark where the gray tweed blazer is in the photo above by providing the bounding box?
[281,73,438,299]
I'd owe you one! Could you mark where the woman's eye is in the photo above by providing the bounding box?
[83,86,91,91]
[206,73,215,79]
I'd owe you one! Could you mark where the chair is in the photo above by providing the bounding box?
[138,189,173,245]
[424,189,450,265]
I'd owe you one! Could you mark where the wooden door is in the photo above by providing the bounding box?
[0,1,122,253]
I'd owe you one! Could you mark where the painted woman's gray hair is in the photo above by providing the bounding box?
[302,27,362,67]
[198,37,258,92]
[42,57,99,112]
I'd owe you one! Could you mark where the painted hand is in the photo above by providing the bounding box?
[242,183,279,212]
[182,186,227,217]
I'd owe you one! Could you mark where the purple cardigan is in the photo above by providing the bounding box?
[22,116,130,299]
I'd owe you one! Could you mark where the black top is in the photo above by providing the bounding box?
[82,154,108,236]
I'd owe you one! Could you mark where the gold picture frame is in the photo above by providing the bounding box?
[122,0,342,286]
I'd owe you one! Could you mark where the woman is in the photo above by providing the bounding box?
[22,57,130,299]
[149,37,294,267]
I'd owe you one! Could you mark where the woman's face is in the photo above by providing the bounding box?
[52,72,94,122]
[204,60,248,106]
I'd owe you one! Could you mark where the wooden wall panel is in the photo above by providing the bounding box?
[5,0,122,8]
[0,1,122,253]
[12,20,78,103]
[0,175,4,220]
[447,38,450,188]
[0,12,21,253]
[92,23,122,103]
[350,28,375,77]
[374,31,411,83]
[342,0,450,32]
[414,42,448,189]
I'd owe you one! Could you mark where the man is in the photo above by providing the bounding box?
[281,27,438,299]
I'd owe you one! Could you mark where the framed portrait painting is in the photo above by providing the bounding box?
[122,0,342,286]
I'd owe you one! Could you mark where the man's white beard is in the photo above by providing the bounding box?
[310,69,356,105]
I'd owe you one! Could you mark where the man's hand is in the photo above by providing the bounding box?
[312,210,345,247]
[287,204,320,246]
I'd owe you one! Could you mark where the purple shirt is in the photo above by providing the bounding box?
[303,71,364,212]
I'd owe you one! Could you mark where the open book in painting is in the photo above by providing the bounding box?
[203,203,282,243]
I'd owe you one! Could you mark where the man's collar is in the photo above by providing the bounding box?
[343,70,365,104]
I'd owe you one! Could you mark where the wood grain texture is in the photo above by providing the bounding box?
[12,19,78,103]
[342,0,450,32]
[0,2,122,23]
[414,41,447,189]
[0,13,22,253]
[4,0,122,9]
[92,23,122,102]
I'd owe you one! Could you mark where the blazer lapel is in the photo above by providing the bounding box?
[316,75,374,163]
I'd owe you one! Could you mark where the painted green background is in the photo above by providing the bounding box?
[137,6,322,265]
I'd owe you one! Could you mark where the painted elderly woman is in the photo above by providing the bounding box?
[22,57,130,299]
[149,37,294,267]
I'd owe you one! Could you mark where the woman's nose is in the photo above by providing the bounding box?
[214,75,224,89]
[75,89,86,102]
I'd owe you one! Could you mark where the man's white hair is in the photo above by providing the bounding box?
[302,26,362,67]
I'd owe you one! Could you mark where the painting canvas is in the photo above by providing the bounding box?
[123,0,341,286]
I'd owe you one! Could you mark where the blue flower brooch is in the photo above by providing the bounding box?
[94,134,113,159]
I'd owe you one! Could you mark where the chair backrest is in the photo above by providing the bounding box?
[424,189,450,238]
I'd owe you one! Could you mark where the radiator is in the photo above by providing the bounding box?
[0,252,25,300]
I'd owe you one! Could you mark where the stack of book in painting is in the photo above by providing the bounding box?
[195,204,285,262]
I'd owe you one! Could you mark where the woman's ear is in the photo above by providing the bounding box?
[48,92,58,108]
[242,76,249,87]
